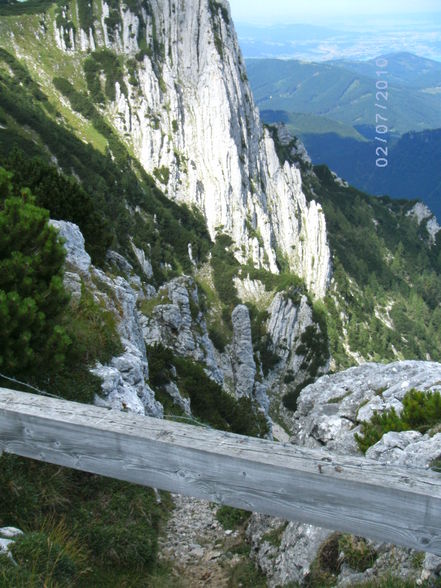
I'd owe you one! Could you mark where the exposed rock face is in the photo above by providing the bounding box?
[247,361,441,586]
[140,276,223,386]
[51,220,162,418]
[231,304,256,399]
[265,294,317,390]
[0,527,23,561]
[139,279,271,419]
[292,360,441,454]
[407,202,441,245]
[49,220,91,273]
[49,0,331,298]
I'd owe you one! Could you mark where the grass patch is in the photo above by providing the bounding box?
[0,454,173,586]
[338,534,377,572]
[216,506,251,530]
[227,560,267,588]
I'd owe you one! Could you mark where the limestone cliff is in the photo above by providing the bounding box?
[11,0,331,298]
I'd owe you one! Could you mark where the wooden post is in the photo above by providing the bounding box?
[1,387,441,554]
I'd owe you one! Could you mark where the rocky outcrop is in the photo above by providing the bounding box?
[407,202,441,246]
[231,305,256,399]
[247,361,441,586]
[0,527,23,561]
[140,276,223,386]
[293,360,441,453]
[139,279,271,419]
[231,304,270,418]
[47,0,331,298]
[51,220,163,418]
[264,294,315,389]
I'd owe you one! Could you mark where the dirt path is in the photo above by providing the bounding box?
[158,494,245,587]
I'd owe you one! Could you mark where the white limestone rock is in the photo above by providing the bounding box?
[163,382,191,416]
[367,431,441,468]
[53,220,163,418]
[231,304,256,399]
[49,220,91,274]
[92,339,163,417]
[0,527,23,562]
[140,276,224,386]
[0,527,23,539]
[292,360,441,453]
[407,202,441,245]
[0,538,14,557]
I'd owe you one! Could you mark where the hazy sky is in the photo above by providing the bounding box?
[228,0,441,24]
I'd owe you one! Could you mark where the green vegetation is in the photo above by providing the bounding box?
[208,0,229,59]
[83,50,127,103]
[0,166,70,375]
[356,389,441,453]
[246,58,441,135]
[3,149,111,265]
[0,0,60,16]
[227,559,267,588]
[1,522,87,587]
[147,344,269,437]
[0,49,211,283]
[299,162,441,369]
[153,165,170,185]
[0,454,172,586]
[305,532,342,587]
[46,285,123,404]
[210,233,240,310]
[216,505,251,530]
[338,535,377,572]
[261,109,367,141]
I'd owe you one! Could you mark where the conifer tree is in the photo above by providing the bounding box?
[0,166,70,375]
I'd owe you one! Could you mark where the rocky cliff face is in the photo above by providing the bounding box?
[46,0,331,297]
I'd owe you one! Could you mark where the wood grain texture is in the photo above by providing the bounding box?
[1,387,441,554]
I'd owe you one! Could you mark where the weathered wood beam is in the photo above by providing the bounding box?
[1,387,441,554]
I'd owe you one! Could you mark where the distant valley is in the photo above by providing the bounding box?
[247,52,441,219]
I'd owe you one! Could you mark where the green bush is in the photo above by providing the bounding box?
[283,378,314,412]
[210,233,240,309]
[208,325,228,352]
[83,50,127,103]
[356,388,441,453]
[0,167,70,375]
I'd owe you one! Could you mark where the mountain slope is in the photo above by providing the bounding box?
[246,57,441,134]
[332,52,441,90]
[0,0,331,296]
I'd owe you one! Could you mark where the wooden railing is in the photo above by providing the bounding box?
[1,387,441,555]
